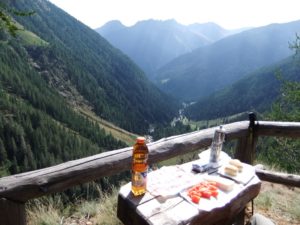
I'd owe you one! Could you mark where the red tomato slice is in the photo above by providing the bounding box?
[200,190,211,199]
[191,195,201,204]
[188,181,219,202]
[208,185,217,191]
[211,190,218,198]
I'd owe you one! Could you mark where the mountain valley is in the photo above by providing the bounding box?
[96,19,239,78]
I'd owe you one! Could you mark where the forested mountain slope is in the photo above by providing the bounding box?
[186,54,300,120]
[155,20,300,101]
[0,36,126,175]
[96,20,231,78]
[8,0,177,133]
[0,0,177,175]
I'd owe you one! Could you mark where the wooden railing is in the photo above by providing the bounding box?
[0,118,300,225]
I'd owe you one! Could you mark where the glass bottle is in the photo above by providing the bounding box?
[131,137,149,196]
[209,126,226,167]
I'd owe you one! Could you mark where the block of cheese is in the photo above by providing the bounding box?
[224,164,238,176]
[229,159,243,172]
[204,175,235,192]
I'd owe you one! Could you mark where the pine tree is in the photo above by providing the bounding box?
[10,156,19,174]
[0,138,8,165]
[257,35,300,173]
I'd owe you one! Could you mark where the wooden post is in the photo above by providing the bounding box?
[235,112,258,165]
[234,113,258,225]
[0,198,26,225]
[233,207,247,225]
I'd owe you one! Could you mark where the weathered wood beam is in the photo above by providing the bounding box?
[0,198,26,225]
[257,121,300,138]
[255,168,300,188]
[149,121,249,163]
[0,121,249,202]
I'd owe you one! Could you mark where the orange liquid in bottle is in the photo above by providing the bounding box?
[131,137,149,196]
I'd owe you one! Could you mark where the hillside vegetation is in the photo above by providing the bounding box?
[186,54,300,120]
[0,39,126,175]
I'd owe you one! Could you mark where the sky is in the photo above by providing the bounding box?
[48,0,300,30]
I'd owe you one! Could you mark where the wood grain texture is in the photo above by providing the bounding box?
[257,121,300,138]
[0,198,26,225]
[255,168,300,188]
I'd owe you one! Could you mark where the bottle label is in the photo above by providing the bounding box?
[133,153,148,164]
[132,171,147,187]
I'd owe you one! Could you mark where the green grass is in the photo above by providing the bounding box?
[26,185,123,225]
[187,112,248,130]
[288,202,300,221]
[77,107,137,146]
[255,189,274,209]
[17,29,48,46]
[27,196,64,225]
[254,181,300,224]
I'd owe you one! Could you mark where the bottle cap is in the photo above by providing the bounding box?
[136,137,145,144]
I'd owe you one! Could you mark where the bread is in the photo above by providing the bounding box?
[224,164,238,176]
[229,159,243,172]
[204,175,235,192]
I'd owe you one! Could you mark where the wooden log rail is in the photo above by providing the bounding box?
[0,120,300,225]
[0,121,249,203]
[255,168,300,188]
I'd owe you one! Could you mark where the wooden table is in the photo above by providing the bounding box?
[117,162,261,225]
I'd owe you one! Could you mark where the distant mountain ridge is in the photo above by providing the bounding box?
[186,54,300,120]
[187,22,241,42]
[96,19,235,78]
[154,20,300,101]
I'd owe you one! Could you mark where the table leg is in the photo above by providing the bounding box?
[233,208,245,225]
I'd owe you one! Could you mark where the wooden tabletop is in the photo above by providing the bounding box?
[117,163,261,225]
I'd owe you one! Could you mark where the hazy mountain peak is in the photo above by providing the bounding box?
[133,18,180,29]
[103,20,124,27]
[96,19,230,78]
[189,21,223,28]
[96,20,125,34]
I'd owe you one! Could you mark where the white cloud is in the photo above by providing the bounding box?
[49,0,300,29]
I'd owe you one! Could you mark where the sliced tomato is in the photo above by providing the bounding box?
[208,185,217,191]
[188,190,197,197]
[211,190,218,198]
[187,181,218,202]
[200,190,211,199]
[191,195,201,204]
